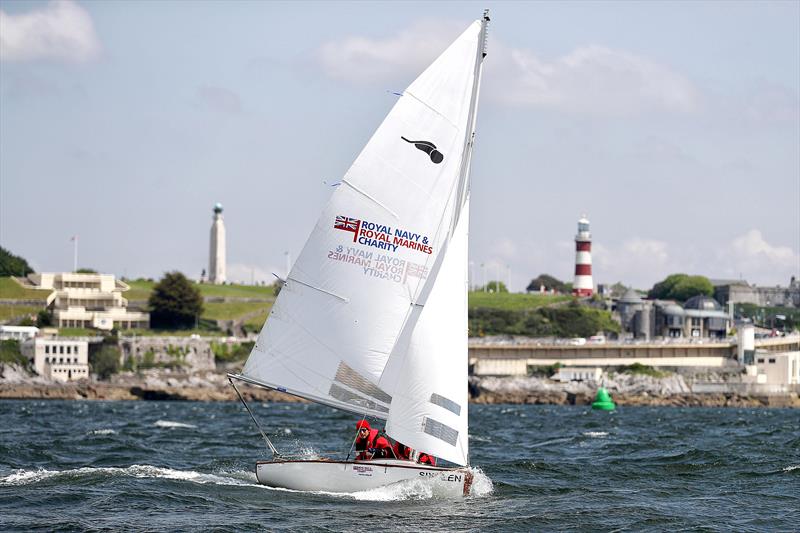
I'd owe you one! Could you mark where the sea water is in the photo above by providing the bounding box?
[1,401,798,531]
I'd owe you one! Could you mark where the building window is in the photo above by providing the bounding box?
[66,346,71,355]
[45,346,50,354]
[60,346,64,354]
[757,358,765,363]
[768,358,776,364]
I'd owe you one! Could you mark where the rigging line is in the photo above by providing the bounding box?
[340,178,399,219]
[228,375,280,459]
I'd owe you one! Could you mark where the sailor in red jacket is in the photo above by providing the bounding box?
[393,441,437,466]
[354,420,391,460]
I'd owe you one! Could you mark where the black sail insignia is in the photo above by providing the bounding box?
[401,136,444,164]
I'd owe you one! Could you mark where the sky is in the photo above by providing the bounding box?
[1,0,798,291]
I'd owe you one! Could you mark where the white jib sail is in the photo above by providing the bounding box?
[241,19,485,424]
[380,200,471,466]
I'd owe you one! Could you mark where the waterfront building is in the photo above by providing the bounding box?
[0,325,39,341]
[615,293,730,340]
[712,277,800,308]
[572,215,593,297]
[209,203,227,284]
[21,337,89,382]
[753,351,800,386]
[25,272,149,330]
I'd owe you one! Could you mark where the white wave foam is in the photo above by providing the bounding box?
[89,429,117,435]
[0,465,265,489]
[154,420,197,429]
[583,431,609,437]
[467,467,494,497]
[783,465,799,472]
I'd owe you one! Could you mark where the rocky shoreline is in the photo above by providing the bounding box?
[1,368,798,407]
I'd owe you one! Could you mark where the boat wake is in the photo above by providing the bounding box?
[0,465,262,489]
[1,464,493,501]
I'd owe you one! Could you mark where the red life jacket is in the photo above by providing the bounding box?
[418,453,436,466]
[393,442,411,460]
[356,429,391,459]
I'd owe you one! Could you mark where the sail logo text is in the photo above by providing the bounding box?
[327,246,428,284]
[333,215,433,255]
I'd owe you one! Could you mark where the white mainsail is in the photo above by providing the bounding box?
[240,15,488,465]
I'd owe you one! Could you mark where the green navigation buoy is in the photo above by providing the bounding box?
[591,387,616,411]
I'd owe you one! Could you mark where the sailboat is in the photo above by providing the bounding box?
[228,11,490,498]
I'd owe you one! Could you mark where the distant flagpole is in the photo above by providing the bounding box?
[71,235,78,272]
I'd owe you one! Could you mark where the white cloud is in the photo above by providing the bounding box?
[722,230,799,283]
[0,0,100,63]
[317,19,468,85]
[743,81,800,124]
[318,20,699,115]
[592,238,676,289]
[490,44,699,114]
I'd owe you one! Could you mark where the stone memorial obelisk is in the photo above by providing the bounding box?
[209,203,226,284]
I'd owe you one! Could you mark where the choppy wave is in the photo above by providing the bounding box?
[583,431,609,437]
[783,465,799,472]
[0,465,261,489]
[154,420,197,429]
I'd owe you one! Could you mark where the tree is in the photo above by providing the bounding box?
[526,274,568,293]
[670,276,714,301]
[37,310,53,327]
[75,268,98,274]
[0,246,34,276]
[648,273,688,299]
[648,273,713,302]
[90,344,120,380]
[148,272,204,329]
[483,280,508,293]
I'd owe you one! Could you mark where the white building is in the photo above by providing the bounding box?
[21,337,90,382]
[26,272,149,330]
[754,351,800,386]
[209,203,227,284]
[0,325,39,341]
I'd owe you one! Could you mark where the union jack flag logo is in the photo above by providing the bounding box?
[334,215,360,242]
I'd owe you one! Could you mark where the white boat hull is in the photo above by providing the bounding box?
[255,459,473,497]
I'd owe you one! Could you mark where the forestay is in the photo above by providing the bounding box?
[240,16,488,464]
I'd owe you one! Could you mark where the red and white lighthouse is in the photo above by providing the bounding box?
[572,215,593,297]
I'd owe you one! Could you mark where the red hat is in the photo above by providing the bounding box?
[356,420,371,431]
